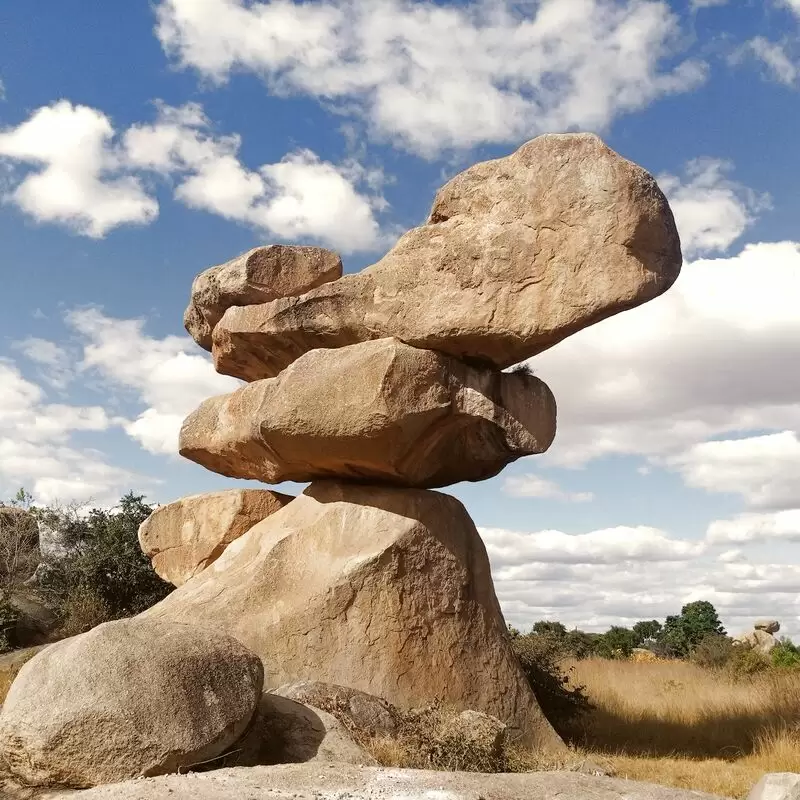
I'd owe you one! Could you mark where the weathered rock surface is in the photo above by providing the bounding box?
[142,482,564,752]
[736,629,779,655]
[180,338,556,488]
[211,133,682,382]
[138,489,293,586]
[234,693,376,767]
[0,619,264,788]
[747,773,800,800]
[755,620,781,634]
[275,681,399,736]
[56,763,728,800]
[185,245,342,349]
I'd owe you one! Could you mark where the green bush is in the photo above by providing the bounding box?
[0,592,20,653]
[690,633,735,670]
[510,632,591,732]
[36,492,172,627]
[771,638,800,669]
[727,645,770,680]
[594,626,637,659]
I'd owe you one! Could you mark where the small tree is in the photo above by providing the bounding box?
[37,492,172,629]
[531,620,568,639]
[595,626,637,659]
[658,601,726,658]
[632,620,662,647]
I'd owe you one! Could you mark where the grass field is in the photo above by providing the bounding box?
[566,657,800,797]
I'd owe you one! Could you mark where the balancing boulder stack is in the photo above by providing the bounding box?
[142,132,682,751]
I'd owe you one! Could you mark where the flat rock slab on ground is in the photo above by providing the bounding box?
[56,763,729,799]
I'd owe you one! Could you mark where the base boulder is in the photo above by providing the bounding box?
[142,482,564,752]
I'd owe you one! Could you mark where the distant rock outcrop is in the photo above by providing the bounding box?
[735,620,781,654]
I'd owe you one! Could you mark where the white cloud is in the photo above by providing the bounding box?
[658,159,768,257]
[0,359,144,506]
[503,474,593,503]
[0,101,158,237]
[13,337,73,389]
[531,240,800,468]
[781,0,800,17]
[746,37,798,86]
[481,525,704,567]
[708,510,800,544]
[690,0,729,7]
[479,523,800,635]
[668,432,800,510]
[154,0,706,157]
[0,101,385,251]
[66,308,240,455]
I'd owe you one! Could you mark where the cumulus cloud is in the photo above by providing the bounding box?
[0,101,385,250]
[0,101,157,237]
[154,0,706,157]
[66,307,240,455]
[668,432,800,510]
[708,510,800,544]
[658,159,769,257]
[0,359,143,505]
[530,240,800,467]
[481,523,800,635]
[12,337,74,390]
[745,37,798,86]
[503,474,594,503]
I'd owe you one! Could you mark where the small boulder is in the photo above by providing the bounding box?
[185,245,342,349]
[275,681,399,736]
[0,618,264,788]
[234,693,376,767]
[755,620,781,634]
[736,629,778,655]
[138,489,293,586]
[747,773,800,800]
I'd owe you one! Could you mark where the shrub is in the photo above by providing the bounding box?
[510,632,591,732]
[0,592,20,654]
[690,634,735,670]
[58,585,112,638]
[37,492,172,624]
[727,645,770,680]
[772,639,800,669]
[594,626,637,660]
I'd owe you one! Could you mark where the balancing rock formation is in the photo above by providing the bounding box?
[142,133,681,755]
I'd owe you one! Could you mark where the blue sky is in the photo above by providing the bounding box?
[1,0,799,637]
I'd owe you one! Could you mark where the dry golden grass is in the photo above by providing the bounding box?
[566,657,800,798]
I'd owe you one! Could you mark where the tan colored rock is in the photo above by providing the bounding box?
[57,763,730,800]
[234,693,377,767]
[142,482,564,752]
[0,619,264,788]
[211,133,681,382]
[275,681,399,737]
[755,619,780,634]
[180,338,556,489]
[735,628,778,655]
[138,489,293,586]
[185,245,342,350]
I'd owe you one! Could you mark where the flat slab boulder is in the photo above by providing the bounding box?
[58,763,728,800]
[180,338,556,488]
[142,482,563,752]
[211,133,681,381]
[0,619,263,788]
[185,245,342,350]
[138,489,293,586]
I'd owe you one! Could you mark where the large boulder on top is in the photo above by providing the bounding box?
[141,482,565,753]
[210,133,682,382]
[180,338,556,489]
[185,245,342,349]
[0,618,264,788]
[755,619,780,634]
[138,489,293,586]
